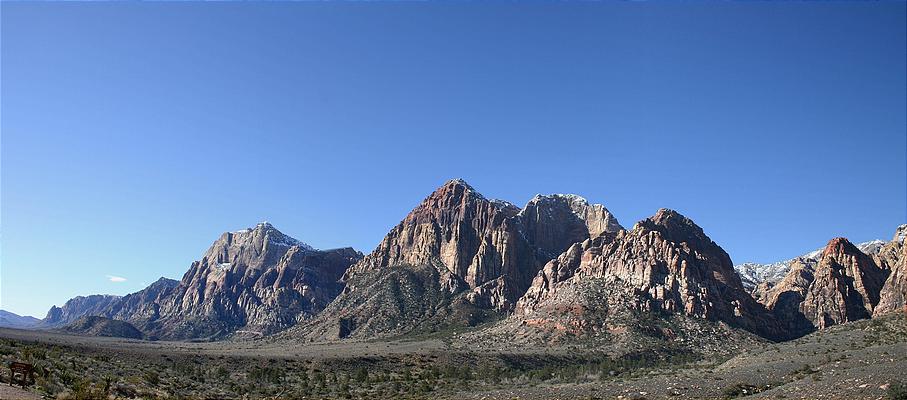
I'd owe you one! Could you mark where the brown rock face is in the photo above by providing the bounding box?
[798,238,889,329]
[873,225,906,316]
[298,179,623,339]
[346,179,623,311]
[760,258,818,335]
[513,209,785,341]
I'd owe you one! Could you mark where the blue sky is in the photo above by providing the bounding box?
[2,2,905,317]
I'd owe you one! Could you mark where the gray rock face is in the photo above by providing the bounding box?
[42,294,122,328]
[297,179,623,340]
[141,223,362,339]
[102,277,179,335]
[42,223,362,340]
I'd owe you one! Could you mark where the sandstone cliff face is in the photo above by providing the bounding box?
[297,179,623,340]
[345,179,623,311]
[760,258,818,335]
[513,209,784,341]
[798,238,888,329]
[42,294,122,328]
[874,225,906,316]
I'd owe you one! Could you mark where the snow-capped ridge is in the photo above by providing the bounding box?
[734,238,887,291]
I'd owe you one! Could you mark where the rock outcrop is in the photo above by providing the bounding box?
[874,225,907,316]
[42,223,362,340]
[798,238,888,328]
[760,235,893,335]
[146,223,362,339]
[294,179,623,340]
[42,294,122,328]
[735,240,887,300]
[101,277,179,337]
[511,209,786,341]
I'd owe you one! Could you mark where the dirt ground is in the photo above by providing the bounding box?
[0,314,905,399]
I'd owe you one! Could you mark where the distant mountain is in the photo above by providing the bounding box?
[34,181,906,345]
[145,223,362,339]
[872,225,906,316]
[504,208,786,343]
[734,239,887,298]
[42,294,122,328]
[42,222,362,340]
[0,310,41,329]
[60,316,143,339]
[292,179,624,340]
[757,225,905,336]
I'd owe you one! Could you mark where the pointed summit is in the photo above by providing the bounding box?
[795,236,889,329]
[300,181,626,340]
[513,207,785,341]
[223,222,313,252]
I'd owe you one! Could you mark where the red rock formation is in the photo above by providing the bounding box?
[298,179,623,339]
[514,209,785,340]
[873,225,906,316]
[799,238,888,328]
[345,179,623,311]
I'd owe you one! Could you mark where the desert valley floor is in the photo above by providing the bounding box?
[1,313,905,400]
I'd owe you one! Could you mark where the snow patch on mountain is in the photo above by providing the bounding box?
[734,239,886,291]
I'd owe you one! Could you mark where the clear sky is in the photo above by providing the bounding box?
[2,2,905,318]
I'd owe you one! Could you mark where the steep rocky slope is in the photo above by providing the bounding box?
[874,224,906,316]
[735,239,886,298]
[42,223,362,340]
[799,237,888,328]
[143,223,362,339]
[759,234,895,336]
[42,294,122,328]
[60,316,144,339]
[293,179,623,340]
[503,209,786,342]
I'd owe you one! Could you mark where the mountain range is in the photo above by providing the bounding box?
[3,179,905,345]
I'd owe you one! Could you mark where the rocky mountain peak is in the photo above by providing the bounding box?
[794,236,890,329]
[894,224,907,243]
[634,208,730,266]
[519,193,623,258]
[821,237,859,259]
[511,208,783,341]
[640,208,704,240]
[298,180,628,339]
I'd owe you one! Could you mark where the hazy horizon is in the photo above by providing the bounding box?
[3,2,905,318]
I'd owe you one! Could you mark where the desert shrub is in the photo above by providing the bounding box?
[143,370,160,386]
[248,365,283,385]
[722,382,758,398]
[354,366,368,383]
[888,381,907,400]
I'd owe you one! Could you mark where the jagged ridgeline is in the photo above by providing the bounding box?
[38,223,364,340]
[31,180,906,344]
[291,179,624,340]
